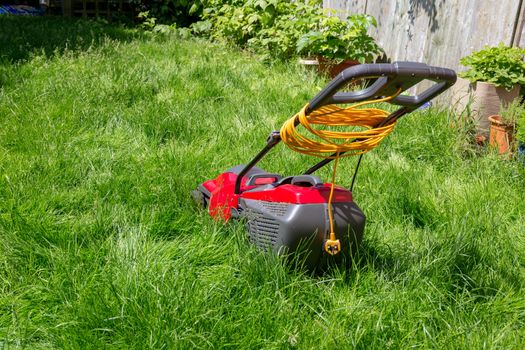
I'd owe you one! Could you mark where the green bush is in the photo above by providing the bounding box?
[134,0,382,63]
[459,44,525,90]
[130,0,205,26]
[192,0,381,62]
[296,14,382,63]
[245,1,323,61]
[193,0,322,60]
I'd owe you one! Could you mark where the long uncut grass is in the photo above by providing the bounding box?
[1,17,525,349]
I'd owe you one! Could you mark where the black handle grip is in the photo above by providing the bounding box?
[290,175,323,187]
[307,61,457,112]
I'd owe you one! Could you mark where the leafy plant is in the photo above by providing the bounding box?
[192,0,325,60]
[459,44,525,90]
[192,0,322,59]
[130,0,205,26]
[137,11,157,30]
[192,1,381,62]
[245,0,323,60]
[296,14,382,63]
[137,10,192,38]
[499,98,525,126]
[496,98,525,149]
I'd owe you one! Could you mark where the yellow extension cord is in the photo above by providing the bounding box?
[280,92,400,255]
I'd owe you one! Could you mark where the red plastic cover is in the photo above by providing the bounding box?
[202,172,353,221]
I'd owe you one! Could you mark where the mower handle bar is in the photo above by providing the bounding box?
[234,62,456,195]
[307,61,457,113]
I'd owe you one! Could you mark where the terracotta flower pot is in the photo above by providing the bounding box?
[317,56,360,78]
[488,115,515,154]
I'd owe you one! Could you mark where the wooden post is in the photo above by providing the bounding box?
[512,0,525,47]
[62,0,72,16]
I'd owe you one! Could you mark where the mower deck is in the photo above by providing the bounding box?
[193,165,365,268]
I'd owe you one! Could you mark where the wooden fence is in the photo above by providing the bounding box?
[323,0,525,72]
[58,0,131,18]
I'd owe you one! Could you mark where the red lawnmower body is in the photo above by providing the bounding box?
[202,172,352,221]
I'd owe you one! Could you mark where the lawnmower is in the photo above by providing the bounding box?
[192,62,456,270]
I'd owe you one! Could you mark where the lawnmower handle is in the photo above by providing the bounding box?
[307,61,457,112]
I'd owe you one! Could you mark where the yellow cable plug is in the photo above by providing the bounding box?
[325,152,342,256]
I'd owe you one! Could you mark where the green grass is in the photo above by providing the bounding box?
[1,16,525,349]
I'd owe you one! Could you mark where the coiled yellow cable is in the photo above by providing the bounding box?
[280,94,400,158]
[279,92,400,255]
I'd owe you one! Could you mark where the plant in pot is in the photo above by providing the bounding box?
[455,44,525,138]
[488,99,525,155]
[296,13,383,77]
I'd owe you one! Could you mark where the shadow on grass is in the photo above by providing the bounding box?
[0,15,142,63]
[305,240,409,278]
[352,240,407,276]
[348,237,523,299]
[446,239,524,299]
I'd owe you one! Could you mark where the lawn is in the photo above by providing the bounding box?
[1,17,525,349]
